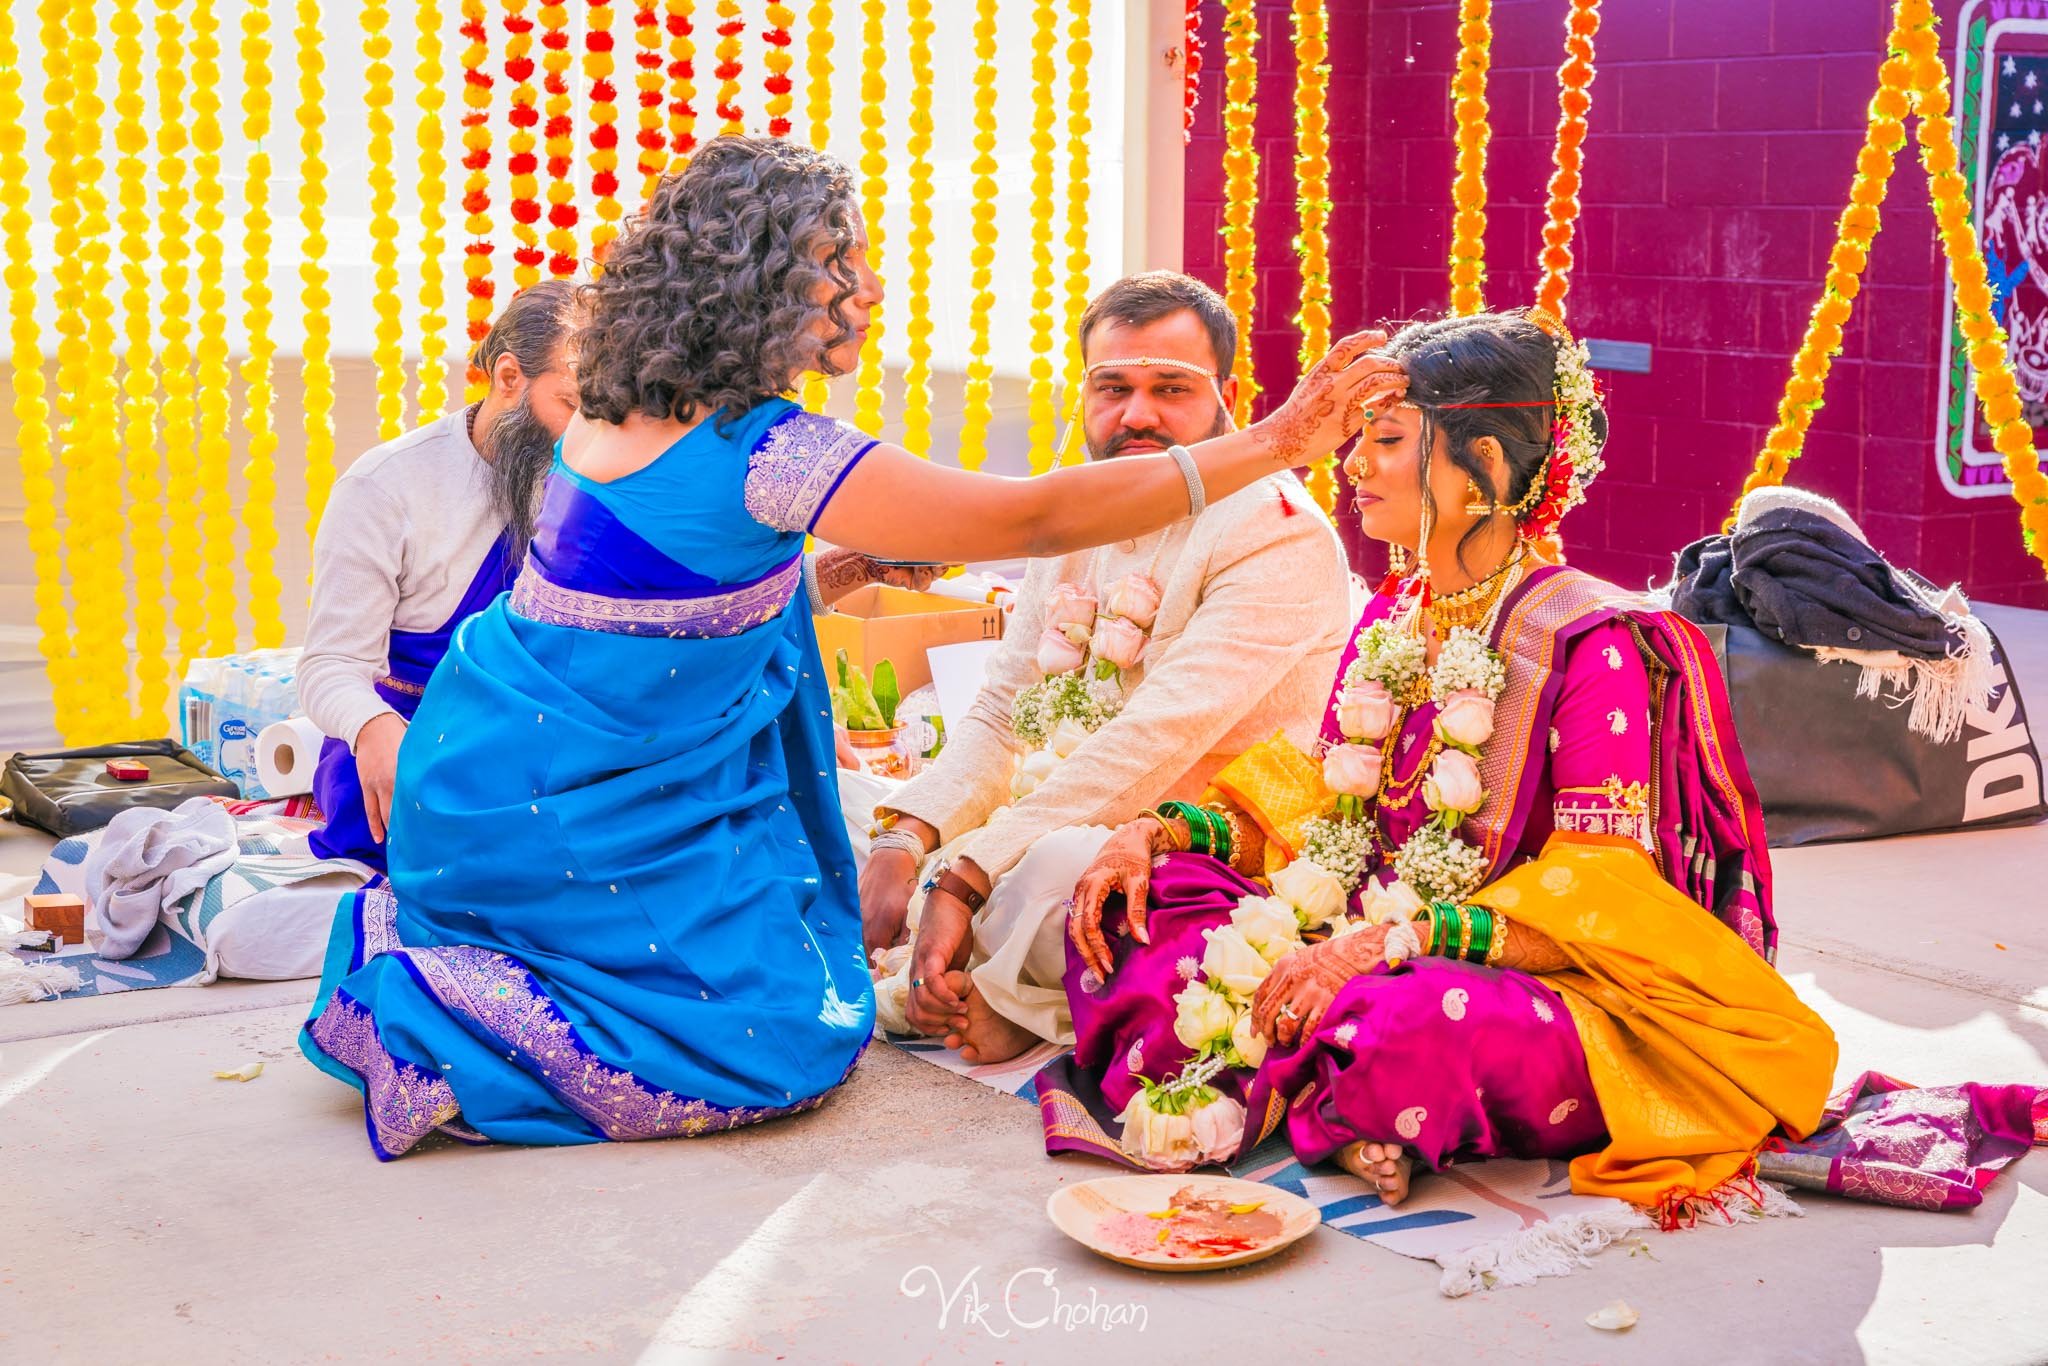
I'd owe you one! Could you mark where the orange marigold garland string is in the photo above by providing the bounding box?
[851,0,888,437]
[539,1,578,277]
[632,1,667,203]
[764,4,795,138]
[1533,0,1600,322]
[1220,0,1260,424]
[957,0,1001,469]
[665,0,698,167]
[715,0,744,136]
[413,0,453,409]
[1292,0,1335,511]
[459,0,495,400]
[587,0,623,258]
[297,0,339,542]
[1448,0,1491,316]
[505,0,544,290]
[1182,0,1202,143]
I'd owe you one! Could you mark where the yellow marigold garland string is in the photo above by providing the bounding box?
[540,0,578,276]
[1292,0,1335,510]
[1025,0,1060,470]
[1220,0,1260,424]
[157,0,202,668]
[900,0,935,458]
[1449,0,1491,316]
[115,0,170,727]
[764,4,796,138]
[1,2,73,732]
[298,0,339,545]
[632,1,668,204]
[69,2,133,728]
[665,0,698,167]
[586,0,624,258]
[458,0,493,401]
[1058,0,1093,466]
[1533,0,1599,322]
[504,0,542,290]
[799,0,833,412]
[715,0,744,135]
[190,0,237,657]
[39,1,86,735]
[240,1,282,648]
[852,0,887,437]
[364,1,407,439]
[413,0,452,408]
[957,0,1001,470]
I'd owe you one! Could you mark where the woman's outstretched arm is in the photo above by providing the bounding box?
[812,330,1403,563]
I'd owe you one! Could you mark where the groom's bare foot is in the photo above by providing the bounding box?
[940,971,1039,1065]
[1339,1140,1415,1205]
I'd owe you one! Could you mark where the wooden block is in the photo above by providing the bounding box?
[23,893,85,944]
[105,759,150,781]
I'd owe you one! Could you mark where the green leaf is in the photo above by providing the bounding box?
[873,659,900,728]
[835,647,852,690]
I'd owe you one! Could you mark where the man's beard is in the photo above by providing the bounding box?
[482,400,557,560]
[1089,406,1231,460]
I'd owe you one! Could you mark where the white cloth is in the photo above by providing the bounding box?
[298,408,504,751]
[83,797,238,959]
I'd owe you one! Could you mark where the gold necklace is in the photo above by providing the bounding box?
[1426,542,1524,635]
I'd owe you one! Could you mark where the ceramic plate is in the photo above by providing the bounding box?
[1046,1174,1319,1272]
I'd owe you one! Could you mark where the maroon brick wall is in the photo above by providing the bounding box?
[1182,0,2048,606]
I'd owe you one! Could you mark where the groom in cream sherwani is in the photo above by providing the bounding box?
[850,271,1352,1064]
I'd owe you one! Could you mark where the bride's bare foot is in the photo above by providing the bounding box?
[1339,1140,1415,1205]
[940,971,1039,1065]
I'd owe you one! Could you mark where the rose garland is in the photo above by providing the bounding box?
[1182,0,1202,143]
[540,1,579,276]
[1059,0,1093,461]
[1220,0,1260,424]
[1728,23,1912,522]
[364,2,407,439]
[587,0,623,258]
[1906,5,2048,566]
[1025,0,1059,472]
[190,0,237,656]
[799,0,833,411]
[631,2,667,204]
[1009,575,1160,796]
[714,0,744,135]
[413,0,451,408]
[1533,0,1600,322]
[1449,0,1491,316]
[1,2,72,733]
[298,0,339,533]
[958,0,1001,470]
[901,0,936,457]
[764,3,795,138]
[38,1,85,735]
[665,0,698,166]
[505,0,543,291]
[851,0,888,436]
[1292,0,1336,512]
[241,0,283,649]
[115,0,169,725]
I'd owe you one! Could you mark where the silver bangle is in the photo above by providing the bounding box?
[1166,443,1206,519]
[803,552,834,615]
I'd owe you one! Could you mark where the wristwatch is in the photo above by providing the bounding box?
[922,860,988,915]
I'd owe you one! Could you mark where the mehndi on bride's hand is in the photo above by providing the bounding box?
[1067,819,1164,979]
[1251,924,1392,1049]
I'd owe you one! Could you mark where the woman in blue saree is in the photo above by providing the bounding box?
[301,135,1399,1158]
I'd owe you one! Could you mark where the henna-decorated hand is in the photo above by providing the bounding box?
[1067,819,1163,979]
[1252,329,1409,464]
[1251,924,1393,1049]
[813,548,958,603]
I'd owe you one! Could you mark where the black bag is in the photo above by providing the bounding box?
[1703,622,2047,847]
[1,739,241,838]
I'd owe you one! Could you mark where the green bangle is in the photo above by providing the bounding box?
[1465,906,1494,963]
[1428,900,1458,956]
[1162,801,1209,856]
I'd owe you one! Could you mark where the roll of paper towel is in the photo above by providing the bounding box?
[255,715,327,798]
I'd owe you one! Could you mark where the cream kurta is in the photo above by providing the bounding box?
[864,470,1353,1042]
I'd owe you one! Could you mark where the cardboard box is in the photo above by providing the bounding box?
[23,893,85,946]
[814,585,1005,696]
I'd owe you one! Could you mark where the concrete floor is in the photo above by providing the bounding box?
[3,609,2047,1365]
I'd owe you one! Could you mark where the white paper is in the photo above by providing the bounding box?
[924,640,1002,739]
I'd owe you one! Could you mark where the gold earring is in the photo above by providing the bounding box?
[1463,476,1497,518]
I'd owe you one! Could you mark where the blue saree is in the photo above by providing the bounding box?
[300,399,879,1159]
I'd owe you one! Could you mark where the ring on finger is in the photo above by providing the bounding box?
[1278,1004,1301,1021]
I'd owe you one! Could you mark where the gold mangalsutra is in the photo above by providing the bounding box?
[1427,542,1525,634]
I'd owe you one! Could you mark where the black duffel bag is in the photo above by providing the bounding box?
[1703,622,2046,846]
[1,739,240,838]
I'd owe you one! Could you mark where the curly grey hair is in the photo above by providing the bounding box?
[574,135,862,426]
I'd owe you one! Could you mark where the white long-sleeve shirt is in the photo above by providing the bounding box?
[298,409,505,752]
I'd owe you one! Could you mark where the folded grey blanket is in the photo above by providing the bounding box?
[83,796,238,959]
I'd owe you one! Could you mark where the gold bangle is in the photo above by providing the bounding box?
[1206,803,1254,873]
[1138,808,1188,854]
[1485,910,1510,967]
[1456,906,1475,961]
